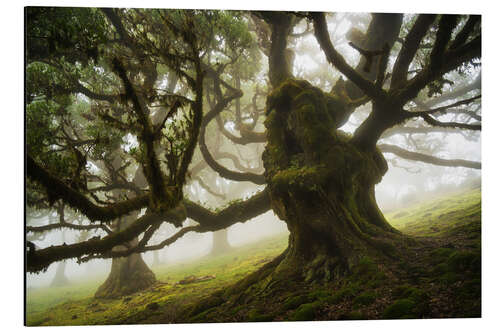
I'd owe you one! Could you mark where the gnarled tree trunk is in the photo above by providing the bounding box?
[260,79,402,283]
[95,211,156,298]
[94,240,156,298]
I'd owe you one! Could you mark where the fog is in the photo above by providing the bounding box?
[26,11,480,291]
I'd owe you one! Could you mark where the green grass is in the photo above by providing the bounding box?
[26,234,288,326]
[386,187,481,236]
[26,187,481,325]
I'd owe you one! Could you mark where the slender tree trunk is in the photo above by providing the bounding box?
[50,261,69,287]
[50,230,70,287]
[210,229,232,256]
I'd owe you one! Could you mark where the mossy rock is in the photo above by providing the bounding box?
[366,271,387,288]
[439,271,458,285]
[282,294,310,311]
[290,302,320,321]
[326,283,362,304]
[352,257,378,279]
[447,250,481,273]
[247,308,274,322]
[432,262,449,274]
[308,289,330,301]
[382,299,417,319]
[339,311,364,320]
[353,292,376,307]
[459,278,481,298]
[188,294,224,317]
[145,302,159,311]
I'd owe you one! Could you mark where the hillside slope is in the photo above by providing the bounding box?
[26,187,481,325]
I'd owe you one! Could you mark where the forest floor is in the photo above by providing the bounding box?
[26,186,481,326]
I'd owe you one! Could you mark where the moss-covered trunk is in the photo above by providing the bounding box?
[261,79,401,282]
[95,213,156,298]
[94,240,156,298]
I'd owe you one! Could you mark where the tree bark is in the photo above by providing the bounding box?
[94,240,156,298]
[94,210,156,298]
[261,79,402,283]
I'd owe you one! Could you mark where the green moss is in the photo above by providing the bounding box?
[247,308,274,322]
[387,188,481,237]
[382,299,417,319]
[290,302,320,321]
[326,283,362,304]
[282,294,310,311]
[439,271,459,284]
[308,289,330,300]
[447,250,481,273]
[353,292,376,307]
[352,257,378,281]
[339,311,364,320]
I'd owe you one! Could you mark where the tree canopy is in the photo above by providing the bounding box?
[26,8,481,275]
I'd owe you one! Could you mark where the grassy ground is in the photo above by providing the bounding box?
[26,186,481,325]
[26,234,288,325]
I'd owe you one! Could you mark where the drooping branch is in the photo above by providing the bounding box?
[73,82,121,103]
[27,155,149,222]
[27,221,112,235]
[27,211,163,273]
[378,143,481,169]
[199,82,266,184]
[416,111,481,131]
[194,176,226,200]
[78,188,271,261]
[183,187,270,232]
[381,125,468,138]
[189,151,263,178]
[78,225,201,262]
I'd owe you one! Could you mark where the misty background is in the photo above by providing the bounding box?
[25,11,481,289]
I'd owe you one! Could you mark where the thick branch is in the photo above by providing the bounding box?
[410,95,481,116]
[27,211,163,273]
[311,12,383,100]
[379,143,481,169]
[258,12,294,87]
[391,14,436,89]
[199,89,266,184]
[27,155,149,222]
[429,15,460,72]
[27,221,112,235]
[399,35,481,103]
[450,15,480,50]
[78,188,271,260]
[419,113,481,131]
[184,187,271,232]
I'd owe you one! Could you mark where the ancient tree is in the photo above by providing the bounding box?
[26,8,480,298]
